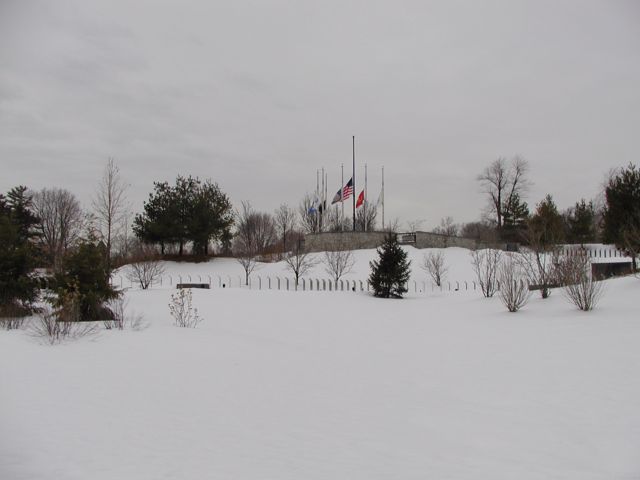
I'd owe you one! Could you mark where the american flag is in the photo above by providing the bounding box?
[332,177,354,204]
[342,178,353,200]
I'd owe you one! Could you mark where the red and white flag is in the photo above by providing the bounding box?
[356,189,365,208]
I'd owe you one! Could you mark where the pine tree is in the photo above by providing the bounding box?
[0,187,40,314]
[501,193,529,242]
[603,164,640,270]
[53,239,120,321]
[369,233,411,298]
[566,199,596,245]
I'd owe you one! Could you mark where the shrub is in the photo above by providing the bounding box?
[497,256,530,312]
[558,253,605,311]
[169,288,202,327]
[470,249,502,298]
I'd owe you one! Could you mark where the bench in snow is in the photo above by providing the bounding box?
[176,283,210,289]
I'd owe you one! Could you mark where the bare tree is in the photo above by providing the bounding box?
[477,156,530,230]
[234,202,274,285]
[236,254,259,286]
[284,241,318,287]
[235,202,277,256]
[356,201,378,231]
[470,248,502,297]
[274,203,297,254]
[93,158,129,267]
[32,188,84,272]
[434,216,458,237]
[498,255,530,312]
[299,193,323,234]
[422,251,448,287]
[406,218,425,232]
[126,244,165,290]
[322,239,355,283]
[557,252,605,311]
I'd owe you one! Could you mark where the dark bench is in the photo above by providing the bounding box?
[176,283,210,289]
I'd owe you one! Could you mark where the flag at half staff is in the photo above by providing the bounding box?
[356,189,365,208]
[331,178,354,204]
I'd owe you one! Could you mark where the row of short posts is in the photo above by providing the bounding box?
[111,274,496,293]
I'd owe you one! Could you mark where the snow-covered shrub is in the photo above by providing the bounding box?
[497,256,530,312]
[169,288,202,328]
[558,253,604,311]
[470,249,502,298]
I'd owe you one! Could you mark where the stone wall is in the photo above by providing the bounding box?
[303,231,480,253]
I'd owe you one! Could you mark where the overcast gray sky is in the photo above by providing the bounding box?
[1,0,639,229]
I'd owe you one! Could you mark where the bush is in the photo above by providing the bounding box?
[470,249,502,298]
[497,256,530,312]
[103,297,146,330]
[126,246,165,290]
[558,254,605,311]
[169,288,202,327]
[29,302,98,345]
[369,233,411,298]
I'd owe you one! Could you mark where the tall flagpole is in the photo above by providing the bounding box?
[352,136,356,231]
[382,165,385,231]
[341,163,344,231]
[364,163,368,232]
[316,169,320,232]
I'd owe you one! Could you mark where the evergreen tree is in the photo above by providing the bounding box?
[369,233,411,298]
[501,193,529,242]
[528,194,564,249]
[603,164,640,270]
[133,176,233,256]
[53,239,119,321]
[566,199,596,245]
[0,187,40,314]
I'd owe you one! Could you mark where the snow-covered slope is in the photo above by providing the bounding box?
[2,252,639,479]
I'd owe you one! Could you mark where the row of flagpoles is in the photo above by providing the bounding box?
[309,136,385,232]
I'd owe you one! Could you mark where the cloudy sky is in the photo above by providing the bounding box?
[1,0,639,229]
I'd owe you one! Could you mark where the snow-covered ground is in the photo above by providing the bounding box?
[2,248,639,479]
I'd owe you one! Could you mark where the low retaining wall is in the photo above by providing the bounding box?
[303,231,479,253]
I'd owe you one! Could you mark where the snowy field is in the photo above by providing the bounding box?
[2,248,640,479]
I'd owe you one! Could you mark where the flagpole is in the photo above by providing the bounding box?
[341,163,344,232]
[352,136,356,231]
[364,163,368,232]
[382,165,385,231]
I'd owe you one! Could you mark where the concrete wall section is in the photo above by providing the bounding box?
[303,231,479,253]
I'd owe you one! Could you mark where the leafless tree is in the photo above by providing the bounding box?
[557,252,605,311]
[422,251,448,287]
[356,201,378,231]
[236,254,259,286]
[406,218,425,232]
[322,238,355,283]
[434,216,458,237]
[470,248,502,297]
[477,156,530,230]
[235,202,277,256]
[299,193,323,233]
[126,244,165,290]
[274,203,297,254]
[32,188,84,272]
[284,241,318,287]
[498,255,530,312]
[325,204,350,232]
[93,158,129,268]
